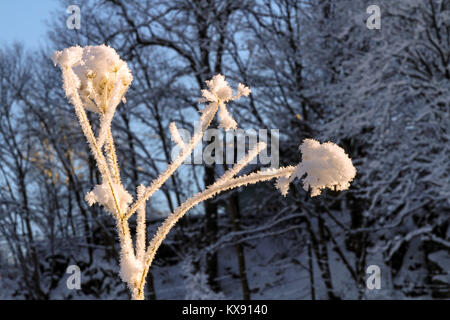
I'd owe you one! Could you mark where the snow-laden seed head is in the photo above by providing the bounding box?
[202,74,233,103]
[198,74,251,130]
[276,139,356,197]
[295,139,357,196]
[52,45,133,113]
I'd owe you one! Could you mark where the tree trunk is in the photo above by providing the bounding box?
[227,192,251,300]
[307,240,316,300]
[204,163,219,292]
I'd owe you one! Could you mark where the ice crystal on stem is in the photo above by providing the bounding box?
[53,45,355,300]
[85,183,132,215]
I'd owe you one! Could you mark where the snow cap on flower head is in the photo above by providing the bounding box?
[52,45,133,113]
[276,139,356,197]
[51,46,83,68]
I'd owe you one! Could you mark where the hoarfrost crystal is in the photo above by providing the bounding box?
[85,183,133,214]
[276,139,356,197]
[296,139,356,196]
[198,74,250,131]
[52,45,132,113]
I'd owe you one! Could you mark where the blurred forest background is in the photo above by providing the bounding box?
[0,0,449,299]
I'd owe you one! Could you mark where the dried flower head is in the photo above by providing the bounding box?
[199,74,233,104]
[198,74,251,130]
[295,139,356,196]
[276,139,356,197]
[52,45,133,113]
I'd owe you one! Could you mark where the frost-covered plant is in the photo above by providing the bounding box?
[53,45,356,300]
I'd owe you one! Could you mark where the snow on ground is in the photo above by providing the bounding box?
[1,231,438,299]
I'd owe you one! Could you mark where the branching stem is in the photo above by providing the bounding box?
[134,165,296,300]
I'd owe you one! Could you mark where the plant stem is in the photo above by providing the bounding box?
[134,166,296,299]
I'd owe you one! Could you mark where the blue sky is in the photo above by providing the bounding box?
[0,0,60,48]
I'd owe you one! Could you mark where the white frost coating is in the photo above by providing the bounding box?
[135,185,146,262]
[51,46,83,68]
[169,122,186,149]
[52,44,132,114]
[85,183,132,215]
[198,74,250,131]
[199,74,233,103]
[120,252,143,285]
[275,175,292,196]
[236,83,251,99]
[275,139,356,197]
[294,139,357,197]
[218,104,238,130]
